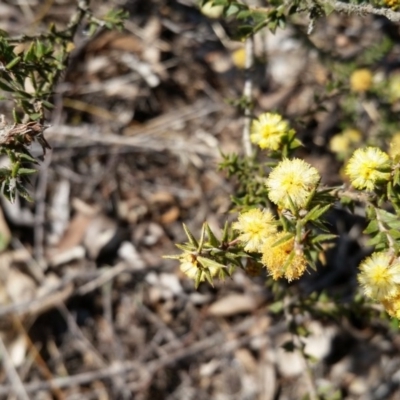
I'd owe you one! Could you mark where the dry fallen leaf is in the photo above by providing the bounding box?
[207,293,264,317]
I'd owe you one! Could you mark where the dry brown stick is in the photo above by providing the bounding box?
[101,281,132,400]
[33,151,52,267]
[0,264,159,318]
[0,316,268,395]
[56,303,106,368]
[0,281,74,318]
[317,0,400,21]
[0,336,30,400]
[9,317,66,400]
[242,35,254,158]
[46,100,224,154]
[76,262,130,295]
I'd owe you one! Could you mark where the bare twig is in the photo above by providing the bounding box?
[246,0,400,21]
[242,36,254,158]
[316,0,400,21]
[0,336,30,400]
[33,151,52,266]
[9,317,66,400]
[283,297,319,400]
[0,317,286,395]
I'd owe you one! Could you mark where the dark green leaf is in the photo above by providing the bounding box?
[310,234,337,244]
[271,232,293,247]
[225,4,240,16]
[183,223,198,247]
[236,10,252,20]
[269,300,283,313]
[367,232,386,247]
[197,256,226,271]
[0,79,14,92]
[364,220,379,234]
[18,168,37,176]
[6,56,21,69]
[303,204,331,223]
[205,223,220,247]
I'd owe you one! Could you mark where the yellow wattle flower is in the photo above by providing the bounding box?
[389,132,400,159]
[350,69,373,92]
[382,294,400,319]
[388,74,400,101]
[261,232,307,282]
[329,128,362,155]
[358,252,400,301]
[233,208,277,253]
[250,113,293,151]
[384,0,400,10]
[232,48,246,69]
[266,158,320,210]
[345,147,391,191]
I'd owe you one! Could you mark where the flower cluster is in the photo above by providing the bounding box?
[232,208,277,252]
[388,74,400,101]
[350,69,373,93]
[329,128,362,158]
[261,232,307,281]
[231,157,323,281]
[384,0,400,10]
[358,252,400,317]
[345,147,391,191]
[266,158,320,210]
[250,112,293,151]
[233,208,307,281]
[389,132,400,159]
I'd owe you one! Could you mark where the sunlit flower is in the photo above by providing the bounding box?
[389,132,400,159]
[384,0,400,9]
[200,2,224,18]
[266,158,320,210]
[388,74,400,101]
[358,252,400,301]
[345,147,391,191]
[180,254,218,281]
[233,208,277,252]
[261,232,307,281]
[382,294,400,319]
[350,69,373,92]
[329,128,362,155]
[250,113,293,151]
[232,47,246,69]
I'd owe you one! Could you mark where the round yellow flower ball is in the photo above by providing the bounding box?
[350,69,373,93]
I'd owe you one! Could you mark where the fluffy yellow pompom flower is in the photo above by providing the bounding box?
[358,252,400,301]
[389,132,400,158]
[329,128,362,155]
[231,47,246,69]
[250,113,293,151]
[261,232,307,281]
[382,294,400,319]
[233,208,277,252]
[350,69,373,92]
[200,2,224,18]
[345,147,391,191]
[266,158,320,210]
[388,74,400,101]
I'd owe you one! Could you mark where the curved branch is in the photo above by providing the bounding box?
[317,0,400,22]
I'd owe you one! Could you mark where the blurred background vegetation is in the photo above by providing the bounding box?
[1,0,400,399]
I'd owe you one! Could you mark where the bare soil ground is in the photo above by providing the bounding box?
[1,1,400,399]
